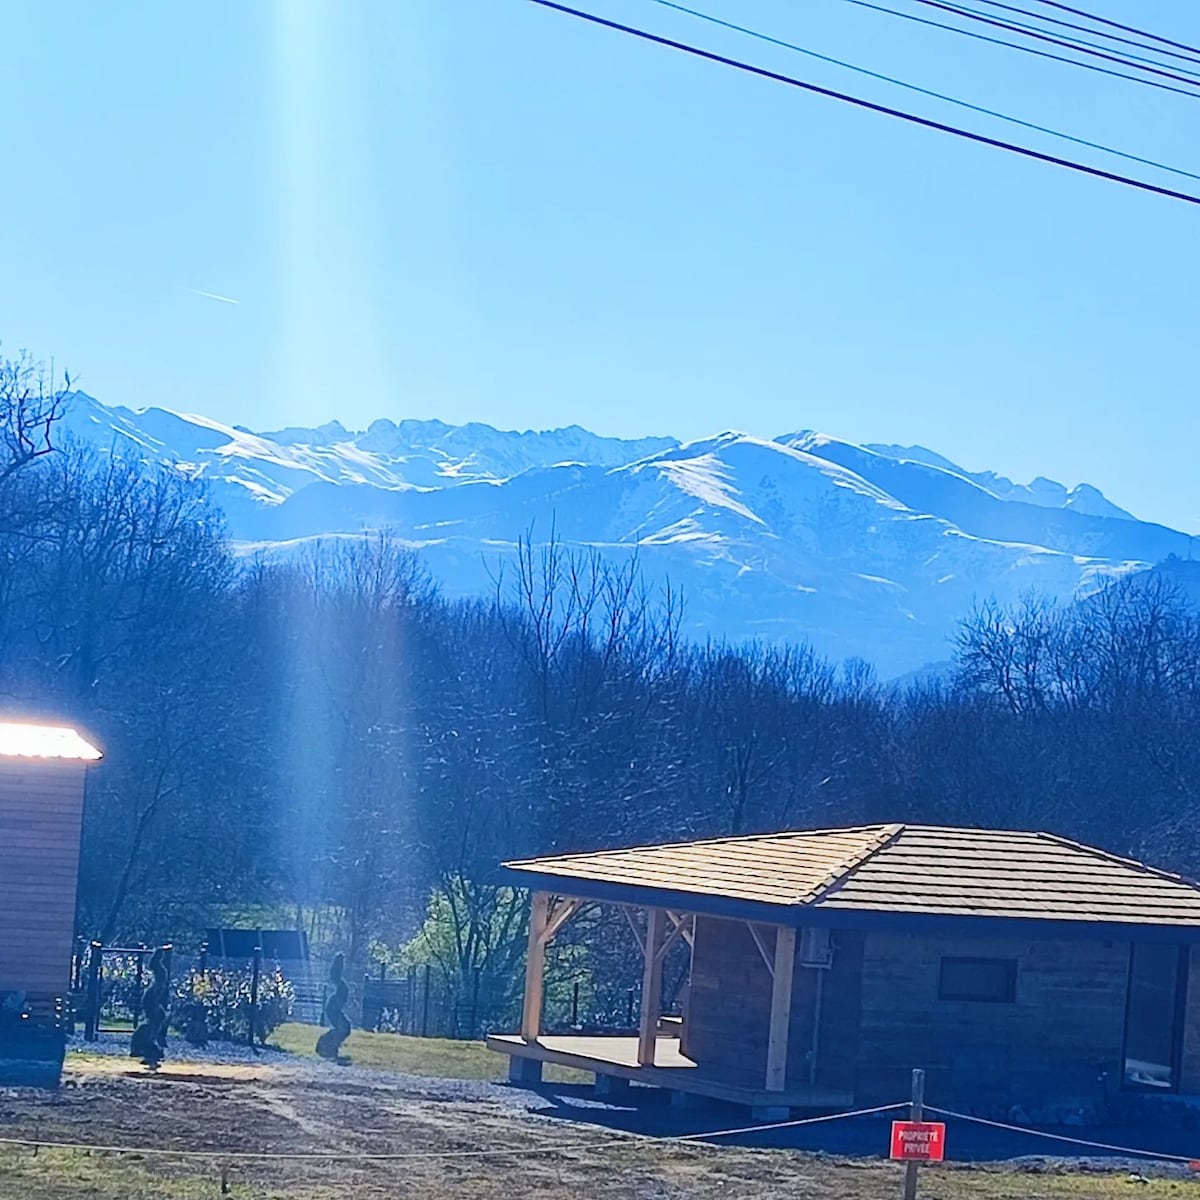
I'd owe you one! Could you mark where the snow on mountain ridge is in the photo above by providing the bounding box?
[59,393,1189,675]
[865,440,1136,521]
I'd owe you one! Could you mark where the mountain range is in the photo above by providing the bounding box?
[62,394,1193,676]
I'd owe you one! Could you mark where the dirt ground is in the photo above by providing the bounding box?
[1,1048,1199,1199]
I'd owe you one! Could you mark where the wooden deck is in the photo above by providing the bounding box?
[486,1033,854,1109]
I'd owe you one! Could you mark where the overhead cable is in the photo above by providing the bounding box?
[527,0,1200,206]
[908,0,1200,87]
[837,0,1200,101]
[649,0,1200,183]
[1032,0,1200,59]
[968,0,1200,66]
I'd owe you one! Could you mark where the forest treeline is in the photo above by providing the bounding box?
[2,354,1199,1014]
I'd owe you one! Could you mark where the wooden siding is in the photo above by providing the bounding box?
[852,931,1130,1110]
[686,917,771,1088]
[1179,949,1200,1093]
[686,916,867,1093]
[0,760,87,1015]
[808,930,864,1095]
[684,919,1200,1112]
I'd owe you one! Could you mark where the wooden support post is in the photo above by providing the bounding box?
[637,908,666,1066]
[765,926,796,1092]
[903,1068,925,1200]
[521,891,550,1042]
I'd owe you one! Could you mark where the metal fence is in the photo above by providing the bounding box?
[360,965,516,1040]
[358,965,675,1041]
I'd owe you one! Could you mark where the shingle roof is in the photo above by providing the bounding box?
[503,824,1200,929]
[0,721,102,761]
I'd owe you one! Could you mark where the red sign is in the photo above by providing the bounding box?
[890,1120,946,1162]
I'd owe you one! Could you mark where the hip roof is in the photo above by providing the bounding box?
[503,824,1200,932]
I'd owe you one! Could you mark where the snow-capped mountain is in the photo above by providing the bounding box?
[61,393,1192,676]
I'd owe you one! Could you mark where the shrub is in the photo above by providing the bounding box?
[176,965,295,1044]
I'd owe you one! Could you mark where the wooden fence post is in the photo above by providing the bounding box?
[903,1068,925,1200]
[407,965,417,1034]
[421,964,432,1037]
[132,946,147,1024]
[469,967,481,1038]
[84,941,102,1041]
[249,946,262,1051]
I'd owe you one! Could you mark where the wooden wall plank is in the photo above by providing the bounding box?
[0,761,87,999]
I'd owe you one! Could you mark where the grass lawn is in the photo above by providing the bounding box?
[3,1139,1199,1199]
[269,1021,588,1082]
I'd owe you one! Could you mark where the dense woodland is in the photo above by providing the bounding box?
[2,351,1200,1021]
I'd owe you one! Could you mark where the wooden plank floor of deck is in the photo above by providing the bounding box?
[486,1033,853,1108]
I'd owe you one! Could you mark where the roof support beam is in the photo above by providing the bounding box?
[747,922,775,977]
[543,897,585,945]
[765,925,796,1093]
[666,910,695,948]
[622,906,645,954]
[655,911,692,964]
[638,907,666,1066]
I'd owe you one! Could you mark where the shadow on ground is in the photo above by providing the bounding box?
[515,1080,1200,1165]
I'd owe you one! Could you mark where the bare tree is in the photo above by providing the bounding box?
[0,347,69,485]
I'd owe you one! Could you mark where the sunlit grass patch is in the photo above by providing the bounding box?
[269,1021,588,1083]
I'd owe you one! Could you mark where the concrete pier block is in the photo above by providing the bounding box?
[593,1073,631,1098]
[507,1056,544,1085]
[751,1104,791,1122]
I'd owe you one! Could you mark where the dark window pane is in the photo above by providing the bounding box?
[938,957,1017,1002]
[1123,945,1185,1091]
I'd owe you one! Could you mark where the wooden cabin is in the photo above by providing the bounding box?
[488,825,1200,1121]
[0,720,101,1084]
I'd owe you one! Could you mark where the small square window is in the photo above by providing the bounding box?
[938,957,1017,1002]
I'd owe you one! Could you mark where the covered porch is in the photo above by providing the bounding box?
[486,1031,853,1110]
[487,890,845,1117]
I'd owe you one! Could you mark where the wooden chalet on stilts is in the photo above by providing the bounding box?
[488,825,1200,1120]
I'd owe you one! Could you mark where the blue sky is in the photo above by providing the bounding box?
[1,0,1197,529]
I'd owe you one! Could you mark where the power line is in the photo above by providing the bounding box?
[647,0,1200,183]
[909,0,1200,87]
[1031,0,1200,59]
[969,0,1200,67]
[526,0,1200,206]
[837,0,1200,101]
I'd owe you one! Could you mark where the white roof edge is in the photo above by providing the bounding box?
[0,720,103,761]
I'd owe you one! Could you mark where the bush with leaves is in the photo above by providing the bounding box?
[384,878,595,1036]
[176,965,295,1045]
